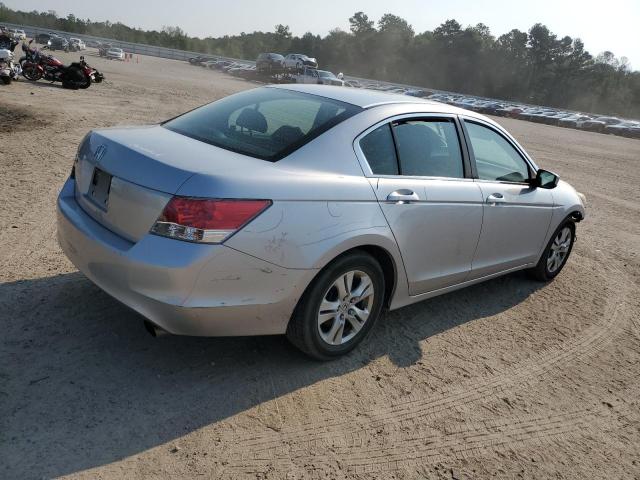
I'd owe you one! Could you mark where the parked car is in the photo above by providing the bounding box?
[405,89,429,97]
[106,47,125,60]
[201,60,219,69]
[540,112,572,126]
[69,38,86,51]
[57,85,585,359]
[189,55,213,66]
[221,62,247,72]
[283,53,318,71]
[85,39,100,48]
[344,80,362,88]
[604,121,640,137]
[476,102,505,115]
[557,114,592,128]
[317,70,344,86]
[228,65,257,79]
[98,43,112,57]
[212,60,233,70]
[626,126,640,139]
[256,53,285,74]
[526,110,558,123]
[35,33,53,44]
[518,109,552,122]
[291,67,344,86]
[495,106,524,117]
[580,116,621,133]
[12,29,26,40]
[48,36,69,52]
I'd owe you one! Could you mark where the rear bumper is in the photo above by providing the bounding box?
[56,177,313,336]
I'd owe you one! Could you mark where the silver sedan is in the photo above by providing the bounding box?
[57,85,586,359]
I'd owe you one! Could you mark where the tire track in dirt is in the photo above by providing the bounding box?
[219,259,632,474]
[342,408,629,475]
[223,405,634,477]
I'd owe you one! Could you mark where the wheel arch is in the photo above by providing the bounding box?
[345,244,398,308]
[306,239,405,310]
[535,210,580,265]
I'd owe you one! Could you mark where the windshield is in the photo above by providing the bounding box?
[163,87,361,161]
[318,71,335,78]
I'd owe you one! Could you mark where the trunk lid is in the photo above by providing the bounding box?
[74,125,271,242]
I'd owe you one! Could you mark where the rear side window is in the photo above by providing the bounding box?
[393,119,464,178]
[465,121,530,182]
[359,124,398,175]
[164,88,361,161]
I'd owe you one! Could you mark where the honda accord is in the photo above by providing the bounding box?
[57,85,586,359]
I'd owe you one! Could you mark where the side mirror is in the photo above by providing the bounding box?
[532,169,559,189]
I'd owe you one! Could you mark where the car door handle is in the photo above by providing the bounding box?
[387,189,420,203]
[486,193,505,204]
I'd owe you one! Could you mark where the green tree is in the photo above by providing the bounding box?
[349,11,375,35]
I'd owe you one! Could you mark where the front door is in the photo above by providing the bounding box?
[463,119,554,278]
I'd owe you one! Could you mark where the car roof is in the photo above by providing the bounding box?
[269,84,467,111]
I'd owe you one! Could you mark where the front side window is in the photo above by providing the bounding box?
[393,119,464,178]
[164,88,361,161]
[465,121,530,182]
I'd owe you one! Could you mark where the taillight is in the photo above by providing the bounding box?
[150,197,271,244]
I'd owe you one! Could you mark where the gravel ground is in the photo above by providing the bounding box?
[1,51,639,480]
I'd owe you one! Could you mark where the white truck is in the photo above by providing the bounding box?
[290,66,344,86]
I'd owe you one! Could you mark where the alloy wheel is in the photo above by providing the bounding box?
[317,270,375,346]
[547,226,572,273]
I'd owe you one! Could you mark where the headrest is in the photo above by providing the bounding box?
[236,108,268,133]
[271,125,304,145]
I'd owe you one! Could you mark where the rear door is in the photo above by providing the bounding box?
[355,115,484,295]
[462,118,554,278]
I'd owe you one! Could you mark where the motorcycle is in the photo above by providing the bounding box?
[20,41,104,89]
[0,35,21,84]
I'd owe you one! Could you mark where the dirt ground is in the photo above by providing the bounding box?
[1,50,639,480]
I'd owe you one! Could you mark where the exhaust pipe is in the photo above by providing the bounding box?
[144,320,169,337]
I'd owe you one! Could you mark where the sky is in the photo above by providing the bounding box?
[4,0,639,69]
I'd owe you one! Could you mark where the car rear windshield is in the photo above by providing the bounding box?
[163,88,361,161]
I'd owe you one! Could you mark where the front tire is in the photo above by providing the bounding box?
[1,75,11,85]
[529,220,575,281]
[287,251,385,360]
[22,66,42,81]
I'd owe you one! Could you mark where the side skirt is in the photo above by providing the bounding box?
[389,263,535,310]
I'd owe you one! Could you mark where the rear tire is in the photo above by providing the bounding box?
[1,75,11,85]
[78,74,91,89]
[528,220,575,281]
[287,251,385,360]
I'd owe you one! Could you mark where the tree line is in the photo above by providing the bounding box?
[2,3,638,118]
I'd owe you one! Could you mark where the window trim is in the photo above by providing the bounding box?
[460,116,539,185]
[353,113,474,181]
